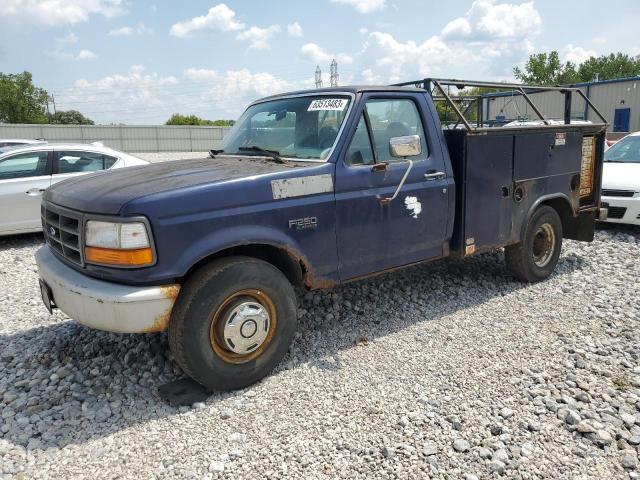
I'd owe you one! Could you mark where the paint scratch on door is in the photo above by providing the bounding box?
[404,196,422,219]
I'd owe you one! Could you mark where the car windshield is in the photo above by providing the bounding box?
[604,135,640,163]
[222,95,352,161]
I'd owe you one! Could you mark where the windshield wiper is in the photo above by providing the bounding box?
[238,146,285,164]
[209,149,224,158]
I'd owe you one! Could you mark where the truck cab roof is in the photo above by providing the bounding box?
[256,85,424,103]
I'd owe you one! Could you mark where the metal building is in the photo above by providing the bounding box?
[483,76,640,133]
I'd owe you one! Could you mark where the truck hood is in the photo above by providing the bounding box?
[45,156,304,214]
[602,162,640,192]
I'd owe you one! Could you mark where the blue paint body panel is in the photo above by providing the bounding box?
[42,86,605,288]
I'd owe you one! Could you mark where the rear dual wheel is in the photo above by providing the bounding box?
[168,257,297,391]
[505,205,563,282]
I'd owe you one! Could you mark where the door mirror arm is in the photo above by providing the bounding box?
[379,160,413,205]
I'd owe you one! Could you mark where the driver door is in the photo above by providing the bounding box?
[334,94,451,280]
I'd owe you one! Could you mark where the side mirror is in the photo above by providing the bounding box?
[389,135,421,158]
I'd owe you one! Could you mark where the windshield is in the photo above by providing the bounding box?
[222,95,352,161]
[604,135,640,163]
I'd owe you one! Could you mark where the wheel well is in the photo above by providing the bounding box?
[183,244,305,288]
[541,197,574,235]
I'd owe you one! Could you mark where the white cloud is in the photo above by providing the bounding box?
[287,21,303,37]
[109,22,151,36]
[108,26,132,36]
[59,65,296,123]
[183,68,218,81]
[441,0,541,40]
[170,3,244,37]
[46,47,97,61]
[359,27,368,35]
[77,48,96,60]
[563,44,596,65]
[57,32,78,45]
[236,25,281,50]
[205,69,293,98]
[301,43,353,65]
[62,65,178,123]
[331,0,385,14]
[358,32,457,83]
[1,0,125,26]
[441,18,471,39]
[355,0,542,82]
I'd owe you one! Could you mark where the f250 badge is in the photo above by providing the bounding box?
[289,217,317,230]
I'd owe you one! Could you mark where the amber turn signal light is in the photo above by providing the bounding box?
[85,246,153,266]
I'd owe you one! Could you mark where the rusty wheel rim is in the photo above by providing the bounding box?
[532,223,556,268]
[209,289,277,364]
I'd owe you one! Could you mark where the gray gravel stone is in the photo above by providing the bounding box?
[0,225,638,478]
[565,410,581,426]
[453,439,470,453]
[621,451,638,470]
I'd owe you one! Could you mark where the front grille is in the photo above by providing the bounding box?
[602,189,635,198]
[607,206,627,219]
[41,202,83,266]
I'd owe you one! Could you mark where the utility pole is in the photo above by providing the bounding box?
[51,95,57,114]
[330,59,338,87]
[315,65,323,88]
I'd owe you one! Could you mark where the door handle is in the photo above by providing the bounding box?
[26,188,46,196]
[424,170,445,180]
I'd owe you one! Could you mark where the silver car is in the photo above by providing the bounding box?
[0,143,148,236]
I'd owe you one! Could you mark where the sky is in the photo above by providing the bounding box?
[1,0,639,124]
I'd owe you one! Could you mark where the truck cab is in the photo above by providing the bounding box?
[35,81,606,391]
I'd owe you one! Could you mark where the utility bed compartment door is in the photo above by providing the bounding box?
[464,135,513,250]
[513,132,582,181]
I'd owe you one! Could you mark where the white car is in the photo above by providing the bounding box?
[0,143,148,236]
[601,131,640,226]
[0,139,47,153]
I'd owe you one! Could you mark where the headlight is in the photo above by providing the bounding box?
[85,220,153,266]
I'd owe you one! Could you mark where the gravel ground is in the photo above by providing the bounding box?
[0,225,639,479]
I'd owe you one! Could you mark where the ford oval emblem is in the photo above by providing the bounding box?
[49,226,56,236]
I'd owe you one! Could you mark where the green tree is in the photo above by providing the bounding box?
[577,53,640,82]
[50,109,94,125]
[166,114,234,126]
[0,71,50,123]
[513,51,579,85]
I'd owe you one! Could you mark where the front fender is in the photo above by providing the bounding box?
[176,224,310,276]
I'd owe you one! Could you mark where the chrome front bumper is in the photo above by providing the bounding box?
[35,246,180,333]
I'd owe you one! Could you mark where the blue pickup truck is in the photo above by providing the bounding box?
[35,79,607,390]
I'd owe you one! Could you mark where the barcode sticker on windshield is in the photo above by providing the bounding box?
[307,99,348,111]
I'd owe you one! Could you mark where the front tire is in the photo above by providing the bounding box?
[505,205,563,282]
[168,256,297,391]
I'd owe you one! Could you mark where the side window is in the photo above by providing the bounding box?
[0,151,49,180]
[104,155,118,169]
[365,99,429,163]
[345,116,375,165]
[55,151,105,174]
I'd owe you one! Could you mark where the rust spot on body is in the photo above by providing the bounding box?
[281,244,337,291]
[141,284,181,333]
